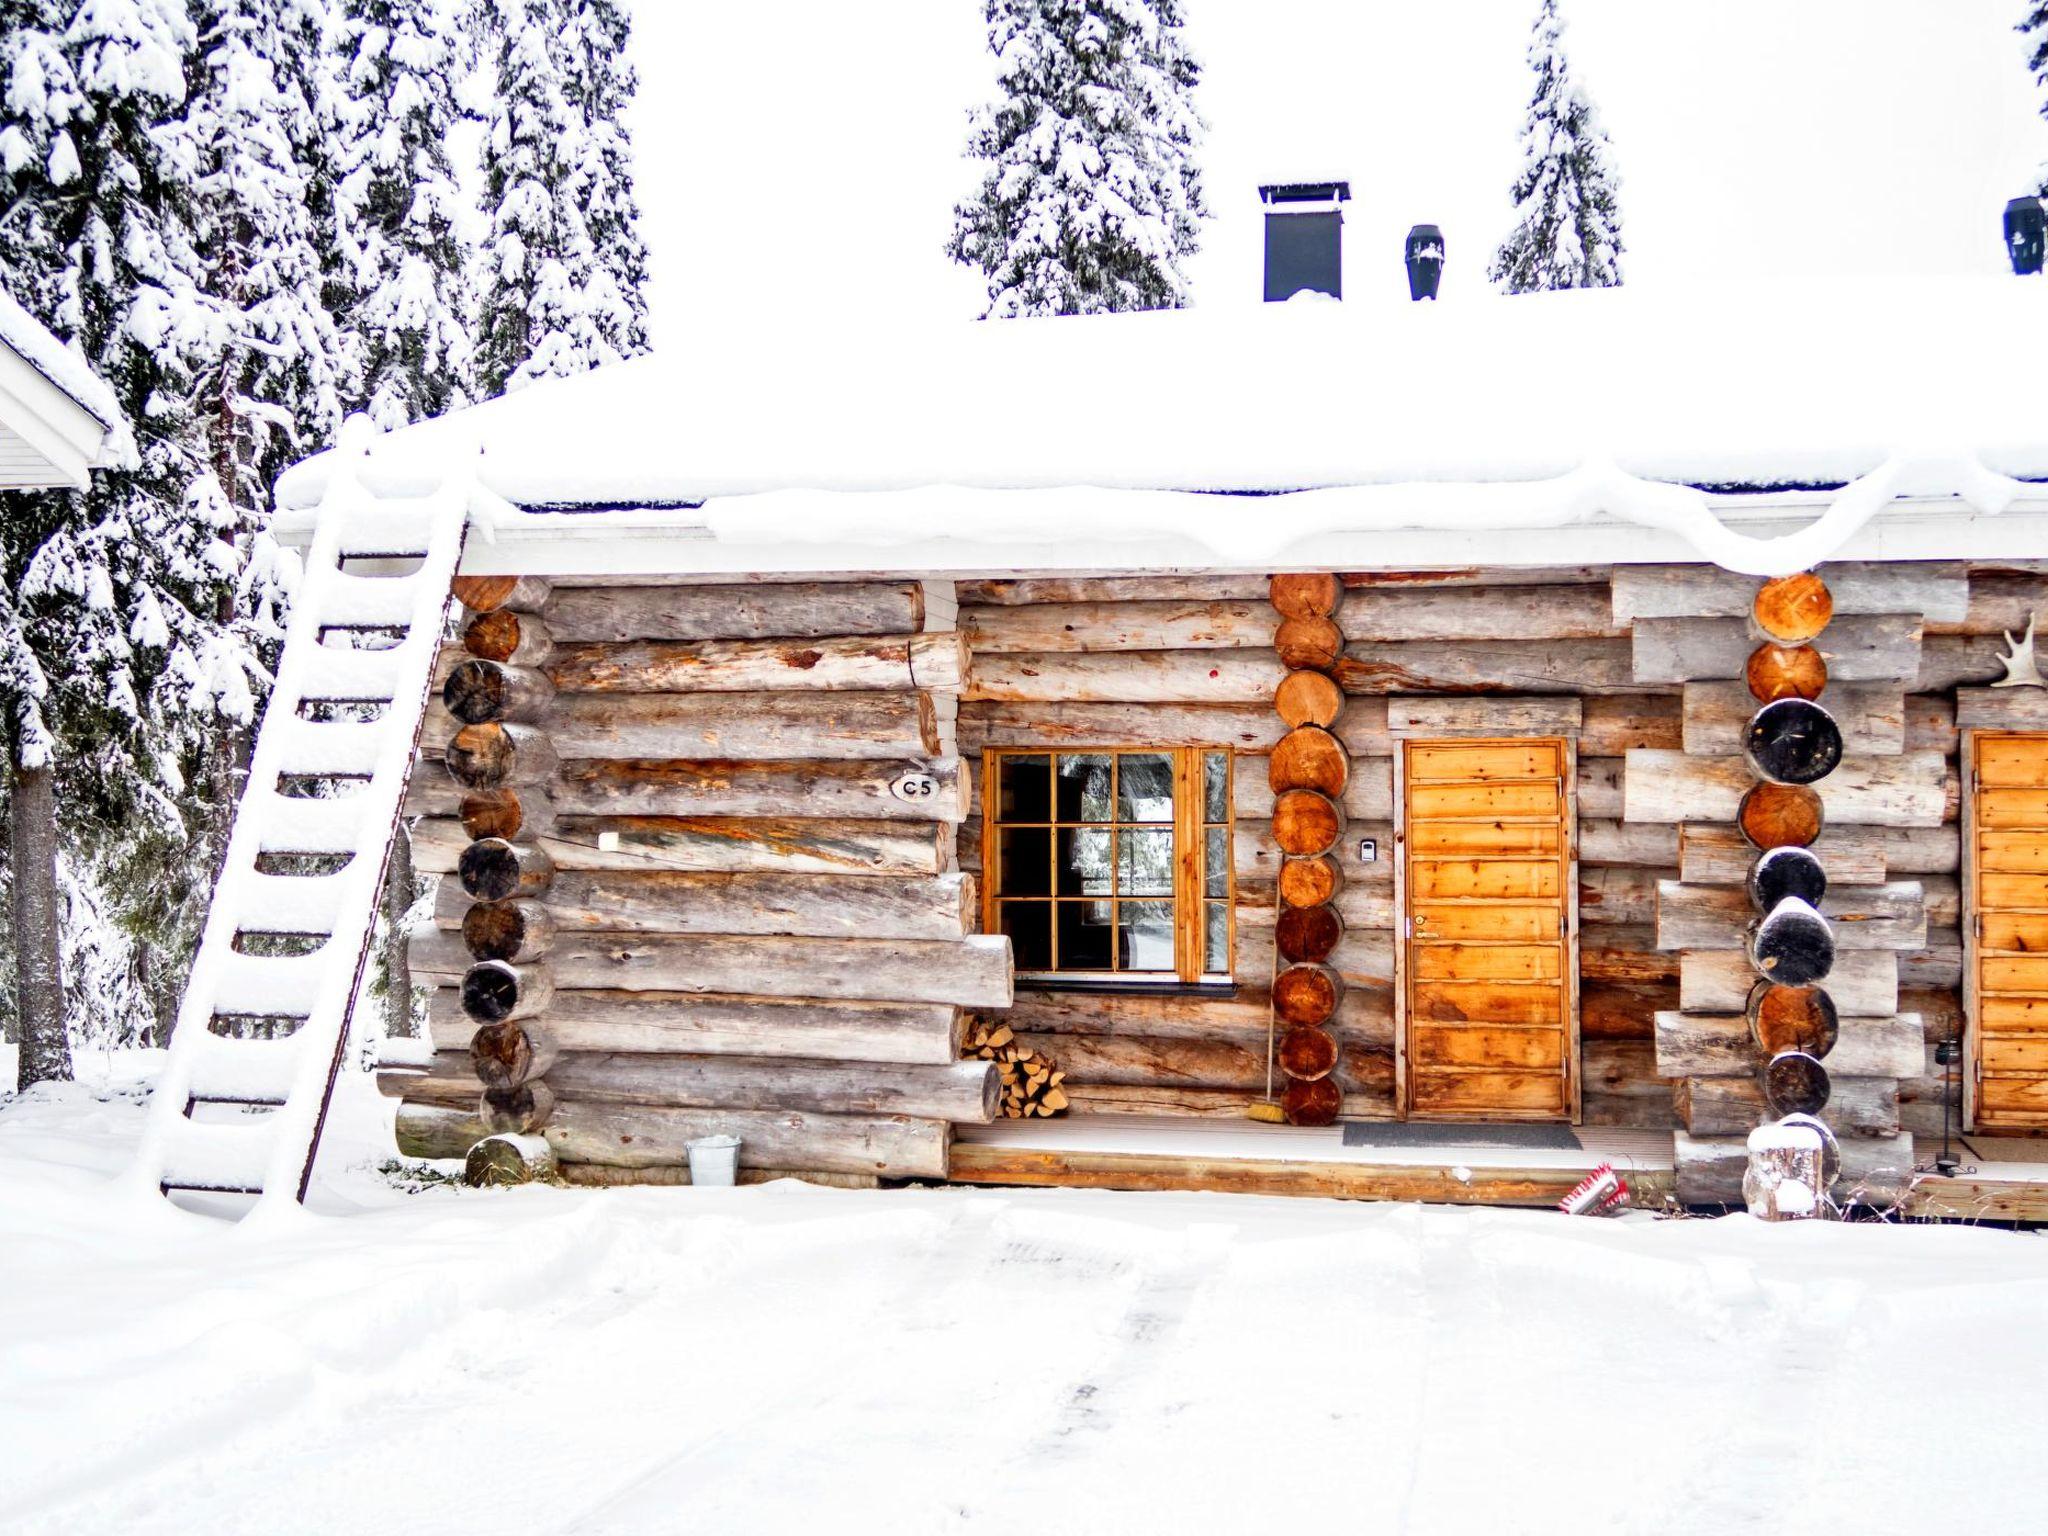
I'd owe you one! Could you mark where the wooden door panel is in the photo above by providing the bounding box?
[1980,913,2048,954]
[1969,732,2048,1131]
[1977,738,2048,786]
[1975,788,2048,827]
[1976,831,2048,872]
[1399,735,1576,1122]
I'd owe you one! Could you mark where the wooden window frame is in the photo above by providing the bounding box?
[981,746,1233,985]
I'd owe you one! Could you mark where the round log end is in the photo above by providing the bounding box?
[461,959,524,1023]
[1738,782,1824,850]
[452,574,520,614]
[1749,896,1835,987]
[1268,724,1350,797]
[1275,668,1345,729]
[1747,980,1839,1059]
[1745,642,1828,703]
[1274,615,1344,672]
[445,721,514,789]
[1753,572,1833,644]
[1775,1111,1842,1187]
[1276,903,1343,964]
[1762,1051,1831,1117]
[443,658,511,725]
[1282,1075,1341,1126]
[479,1079,556,1136]
[1744,697,1844,786]
[463,608,523,662]
[469,1018,537,1089]
[463,1132,557,1187]
[1269,573,1343,620]
[462,900,533,962]
[1273,789,1344,857]
[1277,1025,1339,1082]
[1278,855,1342,909]
[459,837,522,901]
[460,787,531,842]
[1273,963,1341,1026]
[1746,845,1828,912]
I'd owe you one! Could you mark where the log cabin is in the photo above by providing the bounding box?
[241,234,2048,1217]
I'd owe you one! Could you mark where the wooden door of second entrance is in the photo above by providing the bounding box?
[1396,736,1579,1122]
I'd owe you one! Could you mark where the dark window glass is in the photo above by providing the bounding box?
[1057,828,1113,896]
[1000,902,1051,970]
[997,828,1051,896]
[998,754,1051,822]
[1057,900,1116,969]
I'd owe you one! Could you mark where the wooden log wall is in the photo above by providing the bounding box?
[391,573,1008,1182]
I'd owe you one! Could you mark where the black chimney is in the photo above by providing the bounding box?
[1404,225,1444,301]
[2007,196,2047,276]
[1260,182,1349,302]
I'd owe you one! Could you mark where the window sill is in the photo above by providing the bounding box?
[1014,977,1240,999]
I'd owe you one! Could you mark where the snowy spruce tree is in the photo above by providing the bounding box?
[473,0,650,399]
[330,0,476,426]
[1489,0,1624,294]
[947,0,1207,318]
[2025,3,2048,193]
[0,0,258,1087]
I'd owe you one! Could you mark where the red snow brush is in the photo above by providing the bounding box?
[1559,1162,1629,1216]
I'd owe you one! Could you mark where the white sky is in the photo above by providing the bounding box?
[628,2,2047,346]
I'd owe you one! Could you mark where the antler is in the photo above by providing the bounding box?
[1993,611,2045,690]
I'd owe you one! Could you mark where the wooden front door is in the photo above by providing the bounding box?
[1966,731,2048,1130]
[1396,736,1579,1122]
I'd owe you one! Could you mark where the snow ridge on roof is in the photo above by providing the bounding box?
[0,289,123,432]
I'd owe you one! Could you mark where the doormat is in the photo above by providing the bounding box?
[1341,1122,1583,1152]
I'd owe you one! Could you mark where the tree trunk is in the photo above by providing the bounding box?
[10,761,69,1088]
[382,821,419,1039]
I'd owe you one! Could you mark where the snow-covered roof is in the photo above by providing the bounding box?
[278,274,2048,577]
[0,290,128,491]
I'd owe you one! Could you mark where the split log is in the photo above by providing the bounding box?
[1000,1028,1273,1091]
[1279,855,1342,908]
[1278,1025,1339,1081]
[458,787,555,842]
[1747,846,1827,911]
[1273,789,1345,856]
[1274,616,1344,671]
[1954,684,2048,731]
[1624,750,1948,827]
[1336,639,1634,695]
[1275,668,1345,728]
[379,1049,476,1104]
[1916,633,2010,692]
[461,899,554,963]
[1680,823,1882,885]
[458,838,555,901]
[395,1102,489,1159]
[552,756,968,824]
[1236,758,1392,821]
[543,1052,1002,1123]
[1903,692,1958,755]
[461,959,555,1023]
[1276,903,1343,963]
[445,721,559,790]
[1632,613,1920,685]
[1749,896,1835,985]
[480,1079,557,1135]
[1581,819,1680,867]
[546,691,940,761]
[1762,1051,1831,1116]
[1657,880,1923,953]
[1613,562,1966,625]
[1753,571,1833,644]
[963,1019,1068,1118]
[959,574,1269,605]
[543,581,925,643]
[1579,978,1675,1041]
[1269,573,1343,619]
[454,574,552,614]
[1582,925,1678,984]
[963,650,1285,704]
[1273,962,1342,1026]
[470,1018,560,1089]
[557,815,948,876]
[543,931,1013,1008]
[965,601,1274,652]
[959,700,1286,752]
[1683,680,1903,756]
[464,1134,557,1187]
[1580,694,1683,756]
[1268,725,1348,796]
[463,608,555,667]
[1737,782,1824,849]
[546,632,966,693]
[1681,950,1897,1016]
[1745,643,1827,703]
[1282,1075,1342,1126]
[443,660,555,725]
[1385,695,1583,738]
[429,987,961,1064]
[1744,698,1843,785]
[1332,584,1617,642]
[1676,1074,1897,1137]
[1746,982,1840,1059]
[436,868,973,942]
[542,1101,947,1178]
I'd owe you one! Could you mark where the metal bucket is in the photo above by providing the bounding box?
[686,1134,741,1186]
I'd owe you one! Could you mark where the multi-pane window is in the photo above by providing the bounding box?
[983,747,1233,983]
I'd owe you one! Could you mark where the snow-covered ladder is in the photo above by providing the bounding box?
[130,423,470,1210]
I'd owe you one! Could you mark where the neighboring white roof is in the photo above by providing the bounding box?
[0,290,128,491]
[276,274,2048,576]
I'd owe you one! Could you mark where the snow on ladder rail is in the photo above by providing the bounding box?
[128,415,473,1214]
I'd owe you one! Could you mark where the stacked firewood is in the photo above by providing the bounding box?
[964,1019,1069,1117]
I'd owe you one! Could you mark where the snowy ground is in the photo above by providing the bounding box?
[5,1059,2047,1534]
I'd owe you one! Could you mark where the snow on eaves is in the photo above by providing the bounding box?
[0,287,124,435]
[277,274,2048,576]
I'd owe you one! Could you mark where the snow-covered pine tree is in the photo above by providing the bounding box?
[0,0,258,1087]
[1488,0,1625,294]
[947,0,1207,318]
[330,0,476,426]
[474,0,649,399]
[2024,3,2048,193]
[558,0,648,364]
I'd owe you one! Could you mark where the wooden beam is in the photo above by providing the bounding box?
[1679,950,1899,1016]
[1682,680,1905,756]
[412,815,950,877]
[545,1101,949,1178]
[1655,880,1926,952]
[546,632,965,693]
[543,1052,1002,1123]
[1385,695,1583,738]
[964,600,1276,652]
[1653,1010,1925,1079]
[1336,639,1634,695]
[541,931,1013,1007]
[544,581,926,642]
[545,692,941,761]
[1677,823,1886,885]
[551,756,970,824]
[1623,749,1950,827]
[1612,563,1967,625]
[963,649,1287,704]
[1675,1076,1900,1136]
[1633,613,1921,685]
